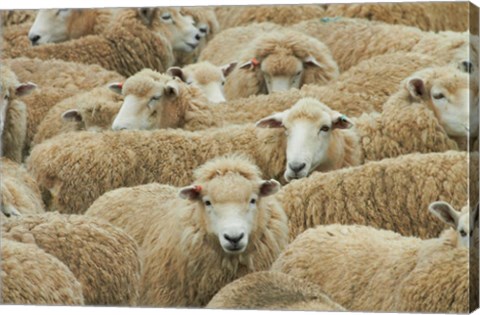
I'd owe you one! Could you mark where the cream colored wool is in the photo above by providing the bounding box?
[1,10,37,27]
[214,4,325,30]
[1,157,45,218]
[278,151,471,240]
[324,2,468,32]
[1,238,84,306]
[292,18,470,72]
[206,271,345,311]
[271,223,471,313]
[136,155,288,307]
[33,87,123,146]
[3,9,175,77]
[1,212,142,306]
[27,99,361,214]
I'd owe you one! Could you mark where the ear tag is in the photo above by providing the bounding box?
[251,58,260,67]
[340,115,347,122]
[193,185,202,193]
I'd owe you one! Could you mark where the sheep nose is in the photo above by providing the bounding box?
[462,61,473,74]
[224,233,244,245]
[288,162,306,173]
[29,34,41,45]
[195,33,201,41]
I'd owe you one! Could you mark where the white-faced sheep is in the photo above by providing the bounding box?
[4,9,175,77]
[1,157,45,218]
[167,61,237,103]
[136,155,289,307]
[0,65,36,163]
[270,204,476,313]
[324,2,468,32]
[292,17,471,72]
[201,28,339,99]
[206,271,345,311]
[1,238,84,306]
[27,98,360,214]
[214,4,326,30]
[1,212,142,306]
[278,151,472,240]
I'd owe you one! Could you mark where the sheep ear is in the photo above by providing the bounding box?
[429,201,460,228]
[165,81,179,97]
[304,56,323,68]
[138,8,157,25]
[61,109,83,123]
[259,179,281,197]
[108,82,123,94]
[15,82,37,96]
[179,185,202,200]
[332,113,353,130]
[167,67,185,82]
[256,111,287,128]
[406,77,427,99]
[221,62,238,77]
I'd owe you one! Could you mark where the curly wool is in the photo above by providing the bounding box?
[1,212,142,306]
[278,151,471,240]
[1,238,84,306]
[271,223,471,313]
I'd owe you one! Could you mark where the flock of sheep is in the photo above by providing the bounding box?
[0,2,479,313]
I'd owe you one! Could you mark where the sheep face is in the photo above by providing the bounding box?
[0,78,36,136]
[168,61,237,103]
[158,8,201,52]
[179,175,280,254]
[405,68,477,139]
[429,201,479,248]
[256,98,353,182]
[28,9,82,45]
[110,73,184,131]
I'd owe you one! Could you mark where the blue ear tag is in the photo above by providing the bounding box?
[340,115,348,122]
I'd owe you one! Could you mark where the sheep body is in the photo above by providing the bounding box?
[1,157,45,218]
[2,213,142,306]
[271,224,471,313]
[1,238,84,305]
[206,271,345,311]
[279,151,471,239]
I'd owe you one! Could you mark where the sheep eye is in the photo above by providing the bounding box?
[204,200,212,206]
[295,71,302,76]
[320,125,330,132]
[3,94,8,100]
[433,93,445,100]
[161,13,172,20]
[221,81,225,86]
[250,198,256,205]
[460,230,467,237]
[151,95,161,101]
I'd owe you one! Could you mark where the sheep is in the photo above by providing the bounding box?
[32,86,123,146]
[292,17,471,72]
[135,155,289,307]
[1,212,142,306]
[200,28,339,99]
[0,64,36,163]
[214,4,326,30]
[175,7,220,66]
[324,2,468,32]
[27,98,360,214]
[270,209,475,313]
[167,61,237,103]
[4,9,175,77]
[206,271,345,311]
[277,151,472,240]
[1,157,45,218]
[1,238,84,306]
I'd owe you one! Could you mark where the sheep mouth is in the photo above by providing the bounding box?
[222,245,246,254]
[186,42,198,49]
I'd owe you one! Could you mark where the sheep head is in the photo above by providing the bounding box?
[256,98,353,182]
[178,155,281,254]
[110,69,189,131]
[168,61,237,103]
[429,201,479,248]
[237,30,339,94]
[139,7,201,52]
[404,66,477,139]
